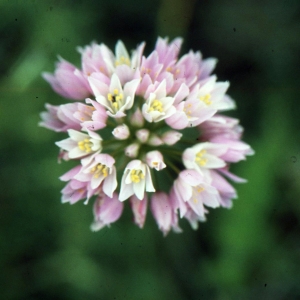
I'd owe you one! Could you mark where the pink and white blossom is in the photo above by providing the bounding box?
[55,129,102,159]
[173,170,220,218]
[42,57,92,100]
[130,107,144,127]
[145,150,166,171]
[130,194,148,228]
[151,192,182,236]
[135,129,150,143]
[74,99,108,131]
[119,160,155,201]
[41,36,253,235]
[91,193,124,231]
[161,130,182,145]
[125,143,140,158]
[75,153,117,198]
[112,124,130,140]
[39,103,81,132]
[142,80,176,123]
[182,142,227,175]
[88,73,140,118]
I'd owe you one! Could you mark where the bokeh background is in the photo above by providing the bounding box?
[1,0,300,299]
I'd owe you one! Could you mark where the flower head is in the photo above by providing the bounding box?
[41,37,253,235]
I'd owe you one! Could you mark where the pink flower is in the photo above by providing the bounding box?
[60,165,101,203]
[75,153,117,198]
[74,99,108,131]
[90,193,124,231]
[135,129,150,143]
[199,115,243,141]
[155,37,183,70]
[77,42,113,77]
[42,58,92,100]
[131,107,144,127]
[174,50,217,89]
[130,194,148,228]
[145,150,166,171]
[183,207,207,230]
[39,103,81,132]
[61,179,88,204]
[199,116,254,162]
[161,130,182,145]
[112,124,130,140]
[210,170,237,208]
[151,192,182,236]
[125,143,140,158]
[173,170,220,218]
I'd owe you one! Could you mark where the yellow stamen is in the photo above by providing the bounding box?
[195,150,207,166]
[199,94,212,105]
[130,169,145,183]
[197,186,205,193]
[148,99,163,113]
[107,90,124,111]
[184,103,193,119]
[78,138,93,153]
[90,163,109,178]
[107,93,113,101]
[115,56,130,66]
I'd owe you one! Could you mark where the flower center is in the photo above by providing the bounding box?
[184,103,193,119]
[79,106,96,121]
[115,56,130,66]
[130,169,144,183]
[90,164,108,178]
[195,150,207,166]
[107,89,124,111]
[192,185,205,203]
[166,67,180,74]
[199,94,212,105]
[78,139,93,153]
[148,99,163,112]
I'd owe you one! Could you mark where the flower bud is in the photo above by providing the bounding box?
[161,130,182,145]
[125,143,140,158]
[112,124,130,140]
[136,129,150,143]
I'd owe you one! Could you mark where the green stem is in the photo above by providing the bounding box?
[165,158,181,174]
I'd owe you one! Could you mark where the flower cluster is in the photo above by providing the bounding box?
[40,37,254,235]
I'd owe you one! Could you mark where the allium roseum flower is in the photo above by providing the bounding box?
[40,37,254,235]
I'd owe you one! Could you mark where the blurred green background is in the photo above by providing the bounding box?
[1,0,300,299]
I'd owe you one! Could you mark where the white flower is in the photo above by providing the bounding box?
[182,142,227,175]
[119,160,155,201]
[142,80,176,122]
[88,73,140,118]
[55,129,102,159]
[174,169,220,218]
[189,76,234,111]
[75,153,117,198]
